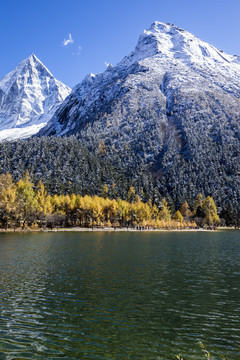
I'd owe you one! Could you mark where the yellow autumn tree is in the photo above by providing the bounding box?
[174,210,183,223]
[159,198,171,221]
[16,172,38,227]
[0,173,18,228]
[179,201,192,218]
[101,197,118,225]
[35,181,52,217]
[91,196,104,225]
[202,196,220,226]
[117,199,130,226]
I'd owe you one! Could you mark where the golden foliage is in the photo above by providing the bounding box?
[0,173,217,230]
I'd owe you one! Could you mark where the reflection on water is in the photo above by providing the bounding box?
[0,231,239,359]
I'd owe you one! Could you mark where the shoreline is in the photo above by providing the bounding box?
[0,226,237,233]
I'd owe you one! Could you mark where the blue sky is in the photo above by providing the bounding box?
[1,0,240,87]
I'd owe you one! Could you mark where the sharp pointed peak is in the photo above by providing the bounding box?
[17,53,54,77]
[24,53,44,65]
[29,52,38,60]
[0,53,56,88]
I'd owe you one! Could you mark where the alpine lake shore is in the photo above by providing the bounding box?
[0,226,237,233]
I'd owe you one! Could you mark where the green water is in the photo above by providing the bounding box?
[0,231,239,359]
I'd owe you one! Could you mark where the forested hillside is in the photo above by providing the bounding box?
[0,136,239,226]
[0,136,130,197]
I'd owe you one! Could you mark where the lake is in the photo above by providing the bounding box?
[0,231,239,359]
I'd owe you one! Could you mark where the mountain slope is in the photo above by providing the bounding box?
[38,22,240,210]
[39,22,240,145]
[0,54,71,141]
[0,136,130,198]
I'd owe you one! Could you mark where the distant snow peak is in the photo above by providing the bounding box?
[85,73,96,81]
[0,54,71,141]
[105,62,113,69]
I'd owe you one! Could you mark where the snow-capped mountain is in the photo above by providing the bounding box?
[39,21,240,144]
[0,54,71,141]
[38,22,240,208]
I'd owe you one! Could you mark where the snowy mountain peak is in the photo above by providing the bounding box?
[38,20,240,157]
[24,53,48,68]
[0,53,53,94]
[29,53,39,60]
[24,52,41,63]
[26,53,52,74]
[148,21,188,35]
[20,53,53,78]
[0,55,71,141]
[124,21,238,70]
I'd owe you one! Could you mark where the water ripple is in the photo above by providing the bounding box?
[0,231,239,359]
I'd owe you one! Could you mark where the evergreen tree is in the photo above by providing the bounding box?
[101,184,109,199]
[127,186,136,203]
[193,194,205,217]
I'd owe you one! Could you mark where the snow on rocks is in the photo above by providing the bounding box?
[0,54,71,141]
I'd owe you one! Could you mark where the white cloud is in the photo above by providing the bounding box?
[71,46,82,56]
[62,33,74,46]
[77,46,82,56]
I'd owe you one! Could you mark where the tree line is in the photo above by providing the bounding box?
[0,172,223,230]
[0,136,239,227]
